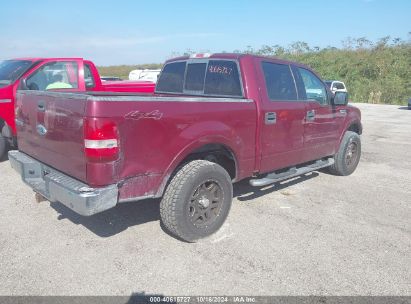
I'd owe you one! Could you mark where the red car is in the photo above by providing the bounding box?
[0,58,155,159]
[9,53,362,242]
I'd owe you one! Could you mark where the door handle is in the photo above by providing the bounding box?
[265,112,277,124]
[306,110,315,121]
[37,100,45,112]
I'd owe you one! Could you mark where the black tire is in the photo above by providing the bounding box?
[328,131,361,176]
[160,160,233,242]
[0,134,8,161]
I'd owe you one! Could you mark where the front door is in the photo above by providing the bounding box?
[25,59,85,92]
[293,67,340,161]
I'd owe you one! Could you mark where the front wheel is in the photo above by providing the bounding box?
[160,160,233,242]
[328,131,361,176]
[0,134,8,161]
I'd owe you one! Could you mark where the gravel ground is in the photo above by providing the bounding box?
[0,103,410,296]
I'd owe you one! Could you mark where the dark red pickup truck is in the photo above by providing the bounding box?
[0,58,155,159]
[9,53,362,242]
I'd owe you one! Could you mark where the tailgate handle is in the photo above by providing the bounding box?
[37,101,45,112]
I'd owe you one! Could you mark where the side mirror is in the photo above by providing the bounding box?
[333,91,348,106]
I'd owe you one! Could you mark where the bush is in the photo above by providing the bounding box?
[97,36,411,105]
[252,36,411,105]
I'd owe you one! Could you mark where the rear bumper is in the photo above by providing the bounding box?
[8,150,118,216]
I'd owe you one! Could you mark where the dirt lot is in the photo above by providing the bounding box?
[0,103,410,296]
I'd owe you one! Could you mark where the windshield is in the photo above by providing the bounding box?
[0,60,33,87]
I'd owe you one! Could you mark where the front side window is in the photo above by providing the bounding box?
[156,59,243,97]
[0,60,33,87]
[261,62,297,101]
[27,61,79,91]
[297,68,327,105]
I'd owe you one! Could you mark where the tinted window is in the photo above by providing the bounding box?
[0,60,33,86]
[262,62,297,101]
[204,60,242,96]
[297,68,328,105]
[27,61,79,91]
[84,64,95,89]
[156,61,186,93]
[184,63,206,91]
[335,82,345,90]
[291,65,307,100]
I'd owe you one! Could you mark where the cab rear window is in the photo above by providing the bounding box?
[156,61,186,93]
[156,59,243,97]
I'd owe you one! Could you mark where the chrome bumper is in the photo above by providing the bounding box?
[8,150,118,216]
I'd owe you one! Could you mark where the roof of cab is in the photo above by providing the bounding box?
[164,53,311,69]
[9,57,86,62]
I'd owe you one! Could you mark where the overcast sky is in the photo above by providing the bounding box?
[1,0,410,65]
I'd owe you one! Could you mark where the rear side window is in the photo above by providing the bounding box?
[156,61,186,93]
[291,65,307,100]
[262,62,297,101]
[156,59,243,97]
[84,64,95,89]
[204,60,242,96]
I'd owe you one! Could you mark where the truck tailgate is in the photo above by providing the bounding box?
[15,91,88,182]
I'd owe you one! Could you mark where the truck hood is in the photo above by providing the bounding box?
[0,84,13,99]
[0,83,10,89]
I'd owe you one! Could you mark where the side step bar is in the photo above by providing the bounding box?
[249,158,335,187]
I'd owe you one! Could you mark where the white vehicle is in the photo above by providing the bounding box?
[129,69,161,82]
[325,80,347,93]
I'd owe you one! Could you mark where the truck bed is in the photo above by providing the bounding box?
[15,90,257,200]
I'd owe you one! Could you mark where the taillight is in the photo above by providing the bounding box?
[84,117,119,162]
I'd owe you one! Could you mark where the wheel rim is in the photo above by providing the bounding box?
[345,141,359,168]
[188,180,223,228]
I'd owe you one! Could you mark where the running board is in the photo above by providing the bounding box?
[249,158,334,187]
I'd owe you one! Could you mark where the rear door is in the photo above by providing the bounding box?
[257,59,306,173]
[292,66,340,160]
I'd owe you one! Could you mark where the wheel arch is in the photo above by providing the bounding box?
[155,140,239,198]
[347,121,362,135]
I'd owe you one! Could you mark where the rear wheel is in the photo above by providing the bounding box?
[160,160,233,242]
[328,131,361,176]
[0,134,8,161]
